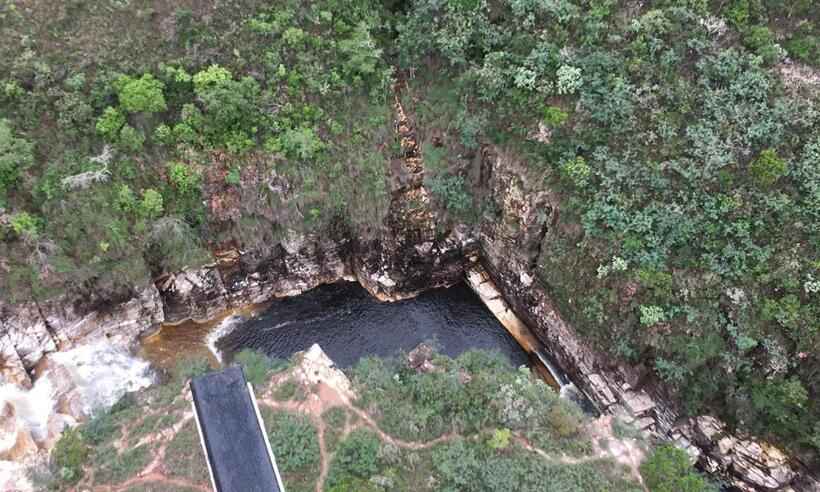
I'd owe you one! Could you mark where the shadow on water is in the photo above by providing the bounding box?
[216,281,530,368]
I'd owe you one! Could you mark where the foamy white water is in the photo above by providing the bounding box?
[48,341,155,416]
[206,315,245,363]
[0,342,155,464]
[0,377,55,442]
[0,459,35,492]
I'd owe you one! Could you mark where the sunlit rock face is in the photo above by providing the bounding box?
[0,302,56,374]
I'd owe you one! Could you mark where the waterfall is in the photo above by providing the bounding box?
[0,377,55,443]
[206,315,245,363]
[0,342,154,454]
[48,342,155,415]
[533,348,570,387]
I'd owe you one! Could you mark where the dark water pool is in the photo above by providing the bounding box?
[216,281,529,368]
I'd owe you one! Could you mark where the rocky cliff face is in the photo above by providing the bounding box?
[474,148,819,492]
[0,94,472,388]
[1,105,816,491]
[0,286,162,387]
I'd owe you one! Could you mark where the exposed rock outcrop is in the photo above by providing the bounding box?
[157,267,229,324]
[353,90,474,300]
[42,284,165,350]
[0,402,38,461]
[0,334,32,389]
[217,233,350,312]
[0,284,163,392]
[0,302,56,371]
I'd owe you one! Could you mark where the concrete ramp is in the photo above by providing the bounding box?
[190,366,285,492]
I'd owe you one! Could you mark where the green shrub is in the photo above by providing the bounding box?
[546,403,581,438]
[556,65,583,95]
[322,407,348,452]
[233,349,287,387]
[785,35,819,65]
[262,409,320,472]
[743,26,782,65]
[639,305,666,326]
[9,212,39,237]
[749,149,787,187]
[224,166,241,186]
[153,124,174,145]
[192,65,232,91]
[115,184,137,212]
[116,73,167,113]
[427,174,472,214]
[139,188,164,218]
[487,428,512,449]
[118,125,145,152]
[96,107,126,141]
[640,445,715,492]
[50,428,88,485]
[323,406,347,429]
[173,356,210,382]
[750,377,808,433]
[93,444,153,485]
[273,380,299,401]
[327,429,380,484]
[810,422,820,451]
[82,410,120,445]
[543,106,569,127]
[167,162,201,197]
[224,130,254,154]
[724,0,751,28]
[559,156,591,188]
[269,127,325,161]
[0,119,33,198]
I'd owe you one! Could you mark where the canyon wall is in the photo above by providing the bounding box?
[1,108,817,491]
[476,149,819,492]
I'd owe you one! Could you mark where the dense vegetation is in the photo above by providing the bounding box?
[2,0,818,467]
[391,0,820,462]
[0,0,395,303]
[37,348,714,491]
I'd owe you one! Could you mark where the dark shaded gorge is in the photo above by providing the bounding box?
[216,281,529,368]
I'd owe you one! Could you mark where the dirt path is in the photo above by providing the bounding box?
[75,365,645,492]
[258,380,631,492]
